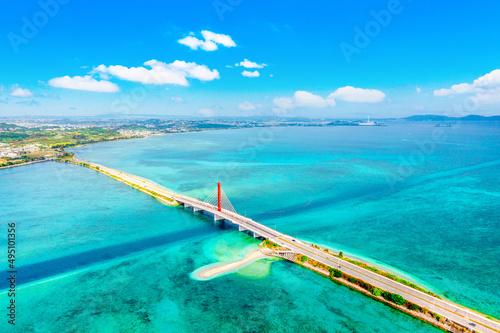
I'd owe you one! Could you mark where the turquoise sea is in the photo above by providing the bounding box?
[1,123,499,332]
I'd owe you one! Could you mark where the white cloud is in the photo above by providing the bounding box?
[235,59,267,69]
[94,59,219,86]
[273,96,295,110]
[201,30,235,48]
[470,87,500,105]
[434,83,474,96]
[242,70,260,78]
[198,108,215,117]
[48,75,119,92]
[238,101,257,111]
[473,69,500,87]
[416,87,421,93]
[273,91,336,111]
[329,86,385,103]
[178,36,216,51]
[171,96,185,103]
[273,87,385,112]
[10,86,33,97]
[295,91,336,108]
[98,72,111,80]
[178,30,236,51]
[433,69,500,105]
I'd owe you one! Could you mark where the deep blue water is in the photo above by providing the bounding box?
[0,123,498,332]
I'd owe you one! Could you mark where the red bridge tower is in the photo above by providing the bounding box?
[218,182,221,212]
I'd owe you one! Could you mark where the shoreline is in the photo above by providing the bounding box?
[294,258,458,332]
[0,158,51,170]
[0,125,335,172]
[66,133,166,150]
[298,239,435,292]
[0,124,356,172]
[262,248,491,333]
[0,133,165,172]
[191,249,268,281]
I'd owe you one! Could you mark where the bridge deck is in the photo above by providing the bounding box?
[72,159,500,333]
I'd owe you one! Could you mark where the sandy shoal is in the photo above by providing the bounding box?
[195,250,267,280]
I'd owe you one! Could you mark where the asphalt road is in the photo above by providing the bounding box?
[80,160,500,333]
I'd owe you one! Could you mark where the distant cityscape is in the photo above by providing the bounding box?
[1,114,498,168]
[0,116,367,167]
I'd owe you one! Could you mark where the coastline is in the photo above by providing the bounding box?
[0,133,166,172]
[0,124,350,172]
[300,238,437,293]
[0,158,51,170]
[191,249,268,281]
[65,133,166,150]
[0,125,340,172]
[262,249,490,333]
[295,258,459,332]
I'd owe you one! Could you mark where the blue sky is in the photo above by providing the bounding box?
[1,0,499,118]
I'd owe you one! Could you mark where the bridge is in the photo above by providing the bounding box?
[77,160,284,241]
[70,159,499,333]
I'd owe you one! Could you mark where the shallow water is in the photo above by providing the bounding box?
[6,233,443,333]
[1,123,499,332]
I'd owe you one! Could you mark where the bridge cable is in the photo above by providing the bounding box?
[203,185,237,214]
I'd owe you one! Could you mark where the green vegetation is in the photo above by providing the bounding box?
[0,132,29,141]
[62,152,74,158]
[381,291,406,305]
[0,126,128,148]
[336,255,441,298]
[307,242,441,299]
[196,123,233,129]
[0,126,138,165]
[66,160,176,204]
[296,256,449,326]
[55,152,74,161]
[120,125,149,131]
[0,156,46,168]
[408,303,421,311]
[262,239,279,249]
[308,243,438,297]
[329,268,342,278]
[292,246,453,324]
